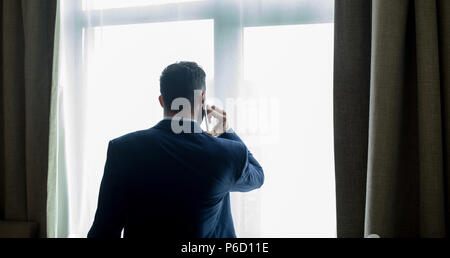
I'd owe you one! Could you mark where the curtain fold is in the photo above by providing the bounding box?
[335,0,450,237]
[439,0,450,236]
[333,0,372,238]
[1,0,57,237]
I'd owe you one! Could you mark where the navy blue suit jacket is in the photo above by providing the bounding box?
[87,119,264,238]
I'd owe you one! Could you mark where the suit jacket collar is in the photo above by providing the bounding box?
[154,118,204,134]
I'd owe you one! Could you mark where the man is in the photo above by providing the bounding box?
[88,61,264,238]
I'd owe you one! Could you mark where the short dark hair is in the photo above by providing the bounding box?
[160,61,206,113]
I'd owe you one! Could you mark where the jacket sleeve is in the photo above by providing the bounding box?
[87,140,126,238]
[218,130,264,192]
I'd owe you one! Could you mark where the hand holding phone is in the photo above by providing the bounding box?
[206,105,228,136]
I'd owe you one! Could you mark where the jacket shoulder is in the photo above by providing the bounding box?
[110,128,157,144]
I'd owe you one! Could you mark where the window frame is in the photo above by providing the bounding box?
[69,0,333,100]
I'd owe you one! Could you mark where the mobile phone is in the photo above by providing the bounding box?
[202,105,209,132]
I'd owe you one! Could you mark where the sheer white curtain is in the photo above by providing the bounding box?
[48,0,336,238]
[49,0,103,238]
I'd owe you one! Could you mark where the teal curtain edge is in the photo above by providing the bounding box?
[47,0,69,238]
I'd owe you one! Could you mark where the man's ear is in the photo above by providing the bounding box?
[158,95,164,108]
[201,91,206,104]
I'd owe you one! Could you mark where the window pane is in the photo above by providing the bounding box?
[238,23,335,237]
[84,0,207,10]
[82,20,213,234]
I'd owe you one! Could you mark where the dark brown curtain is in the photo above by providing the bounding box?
[334,0,450,237]
[1,0,57,237]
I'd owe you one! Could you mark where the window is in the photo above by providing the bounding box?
[58,0,335,237]
[237,23,335,237]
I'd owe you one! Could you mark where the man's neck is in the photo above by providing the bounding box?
[163,114,198,123]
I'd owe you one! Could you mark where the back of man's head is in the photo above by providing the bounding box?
[160,61,206,114]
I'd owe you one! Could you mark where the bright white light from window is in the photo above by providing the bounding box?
[83,0,206,10]
[80,20,213,235]
[73,15,335,238]
[235,23,336,237]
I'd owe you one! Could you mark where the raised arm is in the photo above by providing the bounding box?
[219,131,264,192]
[207,105,264,192]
